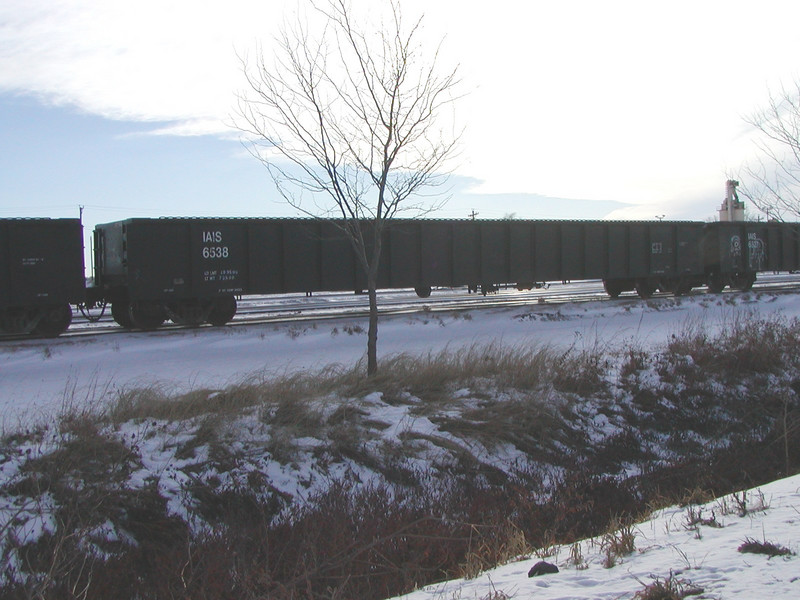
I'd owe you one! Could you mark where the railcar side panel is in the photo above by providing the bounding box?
[125,221,188,298]
[0,219,85,308]
[375,225,393,290]
[318,221,358,291]
[420,221,453,287]
[480,222,509,283]
[387,221,419,288]
[675,224,704,275]
[770,224,792,271]
[282,220,322,292]
[248,220,285,293]
[584,223,608,278]
[533,222,560,281]
[747,224,769,272]
[628,224,650,277]
[788,224,800,270]
[785,224,800,270]
[97,218,251,300]
[508,222,533,285]
[766,225,781,271]
[607,224,630,280]
[765,223,800,272]
[560,222,585,280]
[0,221,9,307]
[712,223,744,274]
[702,223,722,275]
[708,222,769,276]
[648,224,675,277]
[191,220,248,296]
[451,221,481,286]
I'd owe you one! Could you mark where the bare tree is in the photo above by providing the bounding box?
[236,0,460,376]
[738,80,800,220]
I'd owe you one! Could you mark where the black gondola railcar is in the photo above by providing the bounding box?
[0,218,84,335]
[91,217,729,329]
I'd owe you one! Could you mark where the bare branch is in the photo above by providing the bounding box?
[737,80,800,220]
[234,0,462,375]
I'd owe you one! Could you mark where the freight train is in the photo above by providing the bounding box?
[1,216,799,336]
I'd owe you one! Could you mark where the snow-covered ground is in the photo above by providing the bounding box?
[2,281,800,598]
[2,283,800,429]
[390,473,800,600]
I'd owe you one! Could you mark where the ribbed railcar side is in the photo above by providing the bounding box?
[0,218,84,335]
[88,217,800,331]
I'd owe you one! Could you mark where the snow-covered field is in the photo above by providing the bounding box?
[2,283,800,429]
[2,281,800,598]
[391,473,800,600]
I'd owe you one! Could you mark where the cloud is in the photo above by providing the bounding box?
[0,0,277,133]
[2,0,800,218]
[139,119,240,138]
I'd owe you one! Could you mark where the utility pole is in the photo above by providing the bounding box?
[469,210,478,220]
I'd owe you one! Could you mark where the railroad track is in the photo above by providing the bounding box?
[6,274,800,342]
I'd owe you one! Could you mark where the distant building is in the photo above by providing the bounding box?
[719,179,745,222]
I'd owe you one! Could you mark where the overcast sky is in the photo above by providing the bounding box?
[2,0,799,230]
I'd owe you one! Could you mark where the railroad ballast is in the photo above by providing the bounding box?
[2,216,799,336]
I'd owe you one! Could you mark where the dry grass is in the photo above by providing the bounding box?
[436,391,574,459]
[600,517,637,568]
[633,572,703,599]
[738,537,794,557]
[101,343,608,475]
[665,314,800,377]
[459,520,532,579]
[358,343,561,396]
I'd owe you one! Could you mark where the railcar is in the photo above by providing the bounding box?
[703,221,800,292]
[94,217,706,329]
[0,218,85,336]
[4,215,800,336]
[91,217,800,331]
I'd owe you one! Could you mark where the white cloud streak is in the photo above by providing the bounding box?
[0,0,277,127]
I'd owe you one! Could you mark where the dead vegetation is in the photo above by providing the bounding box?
[738,537,794,557]
[1,315,799,598]
[633,572,704,599]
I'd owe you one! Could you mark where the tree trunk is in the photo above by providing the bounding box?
[367,275,379,376]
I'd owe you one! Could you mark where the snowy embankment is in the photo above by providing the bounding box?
[2,285,797,428]
[390,473,800,600]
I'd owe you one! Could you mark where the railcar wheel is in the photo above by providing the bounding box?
[706,274,726,294]
[168,299,207,326]
[0,307,35,334]
[414,285,432,298]
[207,295,237,326]
[673,279,693,296]
[732,273,756,291]
[34,304,72,337]
[634,280,656,299]
[128,301,166,330]
[603,280,624,299]
[111,302,133,328]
